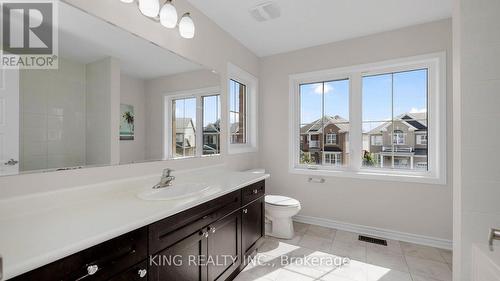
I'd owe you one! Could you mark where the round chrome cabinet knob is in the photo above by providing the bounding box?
[138,268,147,278]
[87,264,98,275]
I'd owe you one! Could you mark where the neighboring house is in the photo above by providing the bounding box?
[203,120,220,155]
[300,115,350,166]
[230,122,245,144]
[366,112,428,170]
[174,118,196,156]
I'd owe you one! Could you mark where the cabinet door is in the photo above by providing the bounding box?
[149,230,208,281]
[242,197,264,255]
[207,211,242,281]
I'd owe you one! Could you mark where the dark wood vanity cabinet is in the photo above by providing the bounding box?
[10,180,265,281]
[207,210,242,281]
[242,197,265,256]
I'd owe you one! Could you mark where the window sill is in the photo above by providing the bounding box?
[228,144,258,155]
[289,166,446,185]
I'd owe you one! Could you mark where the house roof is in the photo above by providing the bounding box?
[366,112,427,134]
[175,118,195,133]
[204,120,221,133]
[300,115,350,134]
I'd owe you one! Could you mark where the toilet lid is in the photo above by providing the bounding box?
[265,195,300,207]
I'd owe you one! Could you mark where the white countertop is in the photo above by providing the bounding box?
[0,166,269,280]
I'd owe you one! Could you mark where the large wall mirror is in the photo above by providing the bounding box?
[0,2,221,176]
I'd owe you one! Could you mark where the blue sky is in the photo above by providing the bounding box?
[300,69,428,133]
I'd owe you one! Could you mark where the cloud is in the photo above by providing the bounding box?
[410,107,427,113]
[313,83,334,95]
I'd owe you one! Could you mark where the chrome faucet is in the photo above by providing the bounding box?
[153,168,175,189]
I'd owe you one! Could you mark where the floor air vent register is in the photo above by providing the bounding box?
[358,235,388,246]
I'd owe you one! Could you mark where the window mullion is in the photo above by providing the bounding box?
[350,73,362,171]
[196,95,203,157]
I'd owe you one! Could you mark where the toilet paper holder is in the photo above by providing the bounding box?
[308,177,325,183]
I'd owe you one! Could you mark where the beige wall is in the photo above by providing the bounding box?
[0,0,259,199]
[259,19,453,240]
[454,0,500,279]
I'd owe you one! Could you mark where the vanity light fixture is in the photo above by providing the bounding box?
[138,0,160,18]
[119,0,194,38]
[159,0,178,28]
[179,12,195,39]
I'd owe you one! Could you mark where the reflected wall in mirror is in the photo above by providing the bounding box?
[0,2,220,176]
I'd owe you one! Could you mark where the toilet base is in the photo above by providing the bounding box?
[267,217,295,239]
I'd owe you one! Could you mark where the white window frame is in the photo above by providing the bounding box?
[164,87,220,160]
[416,134,428,145]
[326,133,337,145]
[289,53,446,184]
[392,131,406,145]
[227,62,258,154]
[323,152,342,166]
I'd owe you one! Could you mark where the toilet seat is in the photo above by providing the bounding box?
[265,195,300,207]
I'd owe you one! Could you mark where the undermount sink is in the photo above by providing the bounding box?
[138,183,210,201]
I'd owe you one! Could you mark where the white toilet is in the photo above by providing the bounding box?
[265,195,301,239]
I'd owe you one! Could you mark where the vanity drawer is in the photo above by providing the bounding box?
[11,227,148,281]
[149,190,241,254]
[242,180,265,205]
[108,260,148,281]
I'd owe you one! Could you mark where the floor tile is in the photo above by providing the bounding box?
[269,233,304,247]
[365,264,412,281]
[365,239,403,255]
[236,223,452,281]
[405,256,452,281]
[293,222,310,234]
[400,242,446,262]
[258,238,302,258]
[305,225,336,240]
[233,270,275,281]
[439,249,453,264]
[331,240,367,262]
[334,230,362,244]
[298,234,333,251]
[273,268,317,281]
[365,250,408,272]
[320,259,368,281]
[411,273,447,281]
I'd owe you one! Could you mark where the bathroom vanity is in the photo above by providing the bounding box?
[0,168,268,281]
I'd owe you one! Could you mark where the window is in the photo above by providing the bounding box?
[229,79,246,144]
[392,130,406,145]
[166,88,220,159]
[363,69,427,170]
[227,63,258,154]
[172,97,197,158]
[416,134,428,145]
[326,133,337,145]
[290,53,446,184]
[324,152,342,166]
[202,95,221,155]
[299,79,350,167]
[371,135,383,146]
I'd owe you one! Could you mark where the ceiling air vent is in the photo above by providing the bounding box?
[249,2,281,22]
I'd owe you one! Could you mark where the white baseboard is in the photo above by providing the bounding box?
[293,215,452,250]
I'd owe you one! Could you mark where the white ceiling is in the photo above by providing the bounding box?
[187,0,452,57]
[59,3,202,79]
